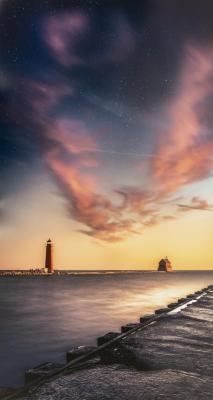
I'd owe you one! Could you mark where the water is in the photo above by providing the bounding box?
[0,271,212,387]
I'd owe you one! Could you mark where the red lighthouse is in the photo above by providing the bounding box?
[45,239,53,274]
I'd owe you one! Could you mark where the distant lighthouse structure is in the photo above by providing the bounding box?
[45,239,54,274]
[158,256,172,272]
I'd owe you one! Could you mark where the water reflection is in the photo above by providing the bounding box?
[0,271,212,386]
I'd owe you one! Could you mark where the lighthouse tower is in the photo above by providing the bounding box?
[45,239,53,274]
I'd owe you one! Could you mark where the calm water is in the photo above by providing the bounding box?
[0,271,213,387]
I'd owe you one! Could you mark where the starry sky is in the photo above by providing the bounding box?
[0,0,213,269]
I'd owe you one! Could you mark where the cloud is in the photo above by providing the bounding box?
[24,81,72,117]
[42,12,88,66]
[42,11,136,68]
[152,45,213,195]
[8,74,163,242]
[46,118,99,156]
[115,188,155,215]
[45,119,139,242]
[114,47,213,228]
[11,78,139,242]
[46,151,133,242]
[14,46,213,242]
[3,15,213,243]
[177,196,213,213]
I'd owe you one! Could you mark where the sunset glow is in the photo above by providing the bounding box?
[0,1,213,269]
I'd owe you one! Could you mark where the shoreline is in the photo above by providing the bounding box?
[0,269,212,277]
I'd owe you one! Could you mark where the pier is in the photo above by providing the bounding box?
[1,284,212,400]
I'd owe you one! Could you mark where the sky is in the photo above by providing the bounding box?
[0,0,213,270]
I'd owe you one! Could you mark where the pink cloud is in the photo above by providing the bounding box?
[119,47,213,226]
[29,82,72,115]
[46,118,98,155]
[14,45,213,242]
[42,12,136,68]
[44,118,142,242]
[177,196,213,213]
[115,188,155,215]
[12,80,72,131]
[43,12,88,66]
[14,78,139,241]
[152,45,213,195]
[46,147,136,242]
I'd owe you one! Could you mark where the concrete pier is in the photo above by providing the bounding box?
[2,285,213,400]
[66,346,97,363]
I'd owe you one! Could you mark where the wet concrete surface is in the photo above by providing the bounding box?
[6,291,213,399]
[21,366,212,400]
[121,295,213,377]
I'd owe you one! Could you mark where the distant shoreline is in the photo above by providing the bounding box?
[0,269,212,277]
[0,270,155,276]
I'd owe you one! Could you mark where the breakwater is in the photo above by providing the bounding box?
[1,284,212,400]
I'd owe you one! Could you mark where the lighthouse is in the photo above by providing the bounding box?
[45,239,53,274]
[158,256,172,272]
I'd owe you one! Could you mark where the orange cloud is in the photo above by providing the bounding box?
[177,196,213,213]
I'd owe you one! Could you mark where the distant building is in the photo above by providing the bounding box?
[158,257,172,272]
[45,239,53,274]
